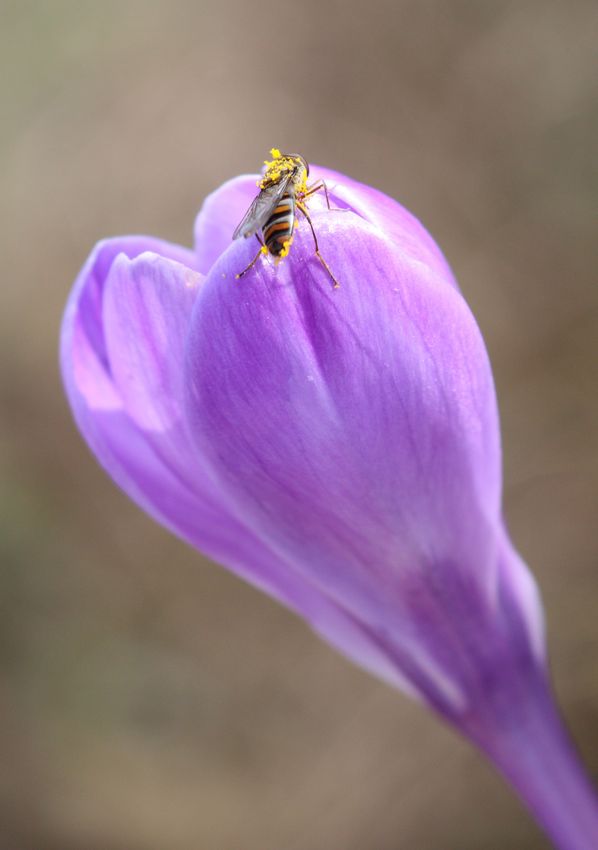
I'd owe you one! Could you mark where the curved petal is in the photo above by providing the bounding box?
[62,240,231,554]
[185,211,503,674]
[62,241,289,577]
[103,252,200,433]
[68,236,198,376]
[311,164,459,288]
[61,238,423,695]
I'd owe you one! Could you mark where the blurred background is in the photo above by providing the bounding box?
[1,1,596,848]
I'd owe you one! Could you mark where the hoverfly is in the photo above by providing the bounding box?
[233,149,339,288]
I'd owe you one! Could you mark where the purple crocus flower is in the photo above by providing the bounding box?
[61,154,598,849]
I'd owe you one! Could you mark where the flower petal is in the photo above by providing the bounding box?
[102,252,200,433]
[62,239,227,550]
[311,164,459,288]
[62,238,422,694]
[62,242,280,571]
[185,209,506,707]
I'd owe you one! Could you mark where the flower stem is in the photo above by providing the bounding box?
[469,678,598,850]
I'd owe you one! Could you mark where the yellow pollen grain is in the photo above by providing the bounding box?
[279,237,293,258]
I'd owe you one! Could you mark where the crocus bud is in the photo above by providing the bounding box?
[61,161,598,849]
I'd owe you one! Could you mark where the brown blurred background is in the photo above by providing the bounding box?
[1,1,597,848]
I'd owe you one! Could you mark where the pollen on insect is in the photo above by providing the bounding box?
[260,147,297,189]
[279,237,293,259]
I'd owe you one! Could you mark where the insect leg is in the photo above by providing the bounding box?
[296,201,340,289]
[304,180,348,213]
[236,234,267,280]
[303,180,331,207]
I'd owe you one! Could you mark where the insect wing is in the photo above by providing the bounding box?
[233,174,293,240]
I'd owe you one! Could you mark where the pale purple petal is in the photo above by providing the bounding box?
[61,237,422,693]
[185,210,537,710]
[187,214,498,592]
[311,163,459,288]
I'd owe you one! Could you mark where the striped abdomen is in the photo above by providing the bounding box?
[262,192,295,256]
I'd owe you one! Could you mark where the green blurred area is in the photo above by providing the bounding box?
[1,2,597,848]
